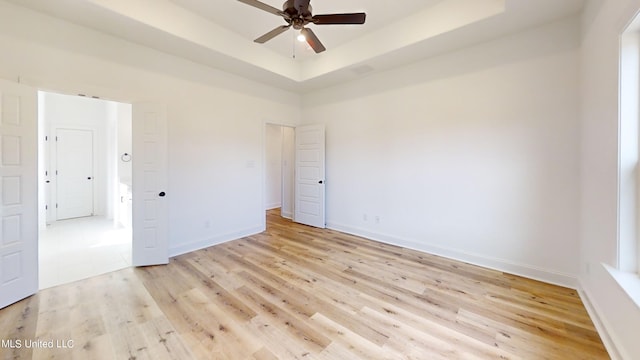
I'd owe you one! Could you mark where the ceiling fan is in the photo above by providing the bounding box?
[237,0,366,53]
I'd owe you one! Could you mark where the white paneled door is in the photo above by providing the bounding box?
[56,128,94,220]
[132,103,168,266]
[0,79,38,309]
[294,124,325,228]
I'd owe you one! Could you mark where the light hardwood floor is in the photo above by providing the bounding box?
[0,209,609,359]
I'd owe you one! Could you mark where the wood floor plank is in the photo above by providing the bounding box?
[0,209,609,359]
[251,346,279,360]
[0,295,38,360]
[234,284,331,354]
[308,313,393,360]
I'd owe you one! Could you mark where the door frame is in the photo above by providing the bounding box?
[262,122,326,228]
[36,90,168,267]
[262,121,296,228]
[263,122,296,216]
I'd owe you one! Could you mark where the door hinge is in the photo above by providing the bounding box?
[55,203,58,209]
[55,136,58,141]
[45,205,48,210]
[45,135,48,141]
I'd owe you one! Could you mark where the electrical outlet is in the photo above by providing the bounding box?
[375,216,380,224]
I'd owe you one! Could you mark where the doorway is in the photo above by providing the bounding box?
[265,124,295,218]
[38,91,133,289]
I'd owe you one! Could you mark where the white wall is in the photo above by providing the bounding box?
[113,101,132,227]
[580,0,640,359]
[0,1,300,256]
[265,124,283,210]
[116,102,133,185]
[302,17,581,287]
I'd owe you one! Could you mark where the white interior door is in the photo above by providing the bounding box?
[294,124,325,228]
[56,128,94,220]
[132,103,168,266]
[0,79,38,309]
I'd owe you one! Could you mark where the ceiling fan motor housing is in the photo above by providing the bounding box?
[285,1,311,14]
[283,0,312,26]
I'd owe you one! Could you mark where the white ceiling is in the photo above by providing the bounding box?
[6,0,585,92]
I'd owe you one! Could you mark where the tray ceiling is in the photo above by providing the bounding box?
[6,0,585,92]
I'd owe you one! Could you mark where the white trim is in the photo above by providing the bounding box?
[578,280,626,360]
[260,121,267,230]
[604,263,640,310]
[326,221,578,289]
[265,202,281,210]
[617,24,640,274]
[169,225,264,258]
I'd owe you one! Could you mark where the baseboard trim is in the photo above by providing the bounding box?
[281,210,293,219]
[265,203,281,210]
[169,225,264,257]
[326,221,577,289]
[578,281,625,360]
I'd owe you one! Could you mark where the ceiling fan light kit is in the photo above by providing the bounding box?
[238,0,366,53]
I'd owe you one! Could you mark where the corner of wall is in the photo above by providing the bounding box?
[168,224,264,258]
[577,278,625,360]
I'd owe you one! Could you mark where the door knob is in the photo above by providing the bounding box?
[159,191,166,197]
[318,180,324,184]
[87,177,92,180]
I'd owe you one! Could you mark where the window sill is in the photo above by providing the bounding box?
[604,263,640,310]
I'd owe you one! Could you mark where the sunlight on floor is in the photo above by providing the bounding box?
[39,216,132,289]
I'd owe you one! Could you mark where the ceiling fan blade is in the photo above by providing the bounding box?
[237,0,283,16]
[301,27,326,53]
[254,25,291,43]
[312,13,366,25]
